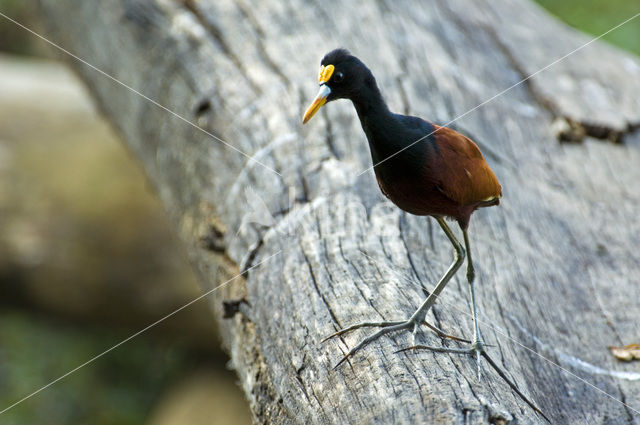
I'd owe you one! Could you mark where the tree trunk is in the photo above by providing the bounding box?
[36,0,640,423]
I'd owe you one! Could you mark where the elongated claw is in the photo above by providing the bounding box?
[482,351,551,423]
[322,320,468,344]
[394,344,475,355]
[325,318,472,368]
[321,320,405,343]
[333,321,414,368]
[422,321,470,344]
[398,340,486,377]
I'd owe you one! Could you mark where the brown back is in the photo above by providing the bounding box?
[430,125,502,207]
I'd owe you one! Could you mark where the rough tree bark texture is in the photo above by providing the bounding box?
[36,0,640,423]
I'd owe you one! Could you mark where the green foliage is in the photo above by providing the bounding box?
[536,0,640,56]
[0,310,189,425]
[0,0,38,55]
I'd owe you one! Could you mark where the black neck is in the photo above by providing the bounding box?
[351,73,389,120]
[349,73,406,166]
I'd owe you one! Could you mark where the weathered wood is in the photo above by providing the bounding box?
[36,0,640,423]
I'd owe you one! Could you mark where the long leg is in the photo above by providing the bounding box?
[407,217,466,324]
[325,217,466,367]
[402,227,485,369]
[399,226,550,421]
[462,225,484,374]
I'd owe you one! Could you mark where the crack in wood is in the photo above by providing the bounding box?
[479,3,638,146]
[554,117,640,144]
[235,0,292,88]
[241,237,265,277]
[322,107,341,160]
[616,384,636,425]
[200,223,227,252]
[301,247,342,328]
[395,76,411,116]
[181,0,263,95]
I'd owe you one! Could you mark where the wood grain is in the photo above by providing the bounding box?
[36,0,640,423]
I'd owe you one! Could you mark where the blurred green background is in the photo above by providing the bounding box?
[0,1,252,425]
[536,0,640,56]
[0,1,638,424]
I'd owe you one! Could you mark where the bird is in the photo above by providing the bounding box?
[302,49,549,420]
[303,46,501,358]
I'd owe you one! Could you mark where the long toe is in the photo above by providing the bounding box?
[327,317,470,367]
[332,321,415,368]
[396,344,473,355]
[322,320,406,343]
[398,344,549,422]
[422,321,470,343]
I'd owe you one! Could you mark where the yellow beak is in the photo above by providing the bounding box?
[302,84,331,124]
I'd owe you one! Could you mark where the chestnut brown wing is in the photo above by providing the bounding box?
[430,125,502,207]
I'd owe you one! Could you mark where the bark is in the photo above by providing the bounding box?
[36,0,640,423]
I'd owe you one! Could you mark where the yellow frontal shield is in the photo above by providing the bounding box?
[318,64,334,84]
[303,65,335,124]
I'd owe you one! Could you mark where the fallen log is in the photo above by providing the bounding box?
[36,0,640,423]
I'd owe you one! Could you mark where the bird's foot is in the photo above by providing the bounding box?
[397,340,551,423]
[397,338,485,378]
[322,319,469,369]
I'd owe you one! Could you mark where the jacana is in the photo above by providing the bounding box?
[303,48,502,367]
[302,50,551,420]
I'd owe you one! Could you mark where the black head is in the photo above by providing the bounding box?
[302,48,372,124]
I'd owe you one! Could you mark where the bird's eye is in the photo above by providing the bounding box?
[333,71,344,83]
